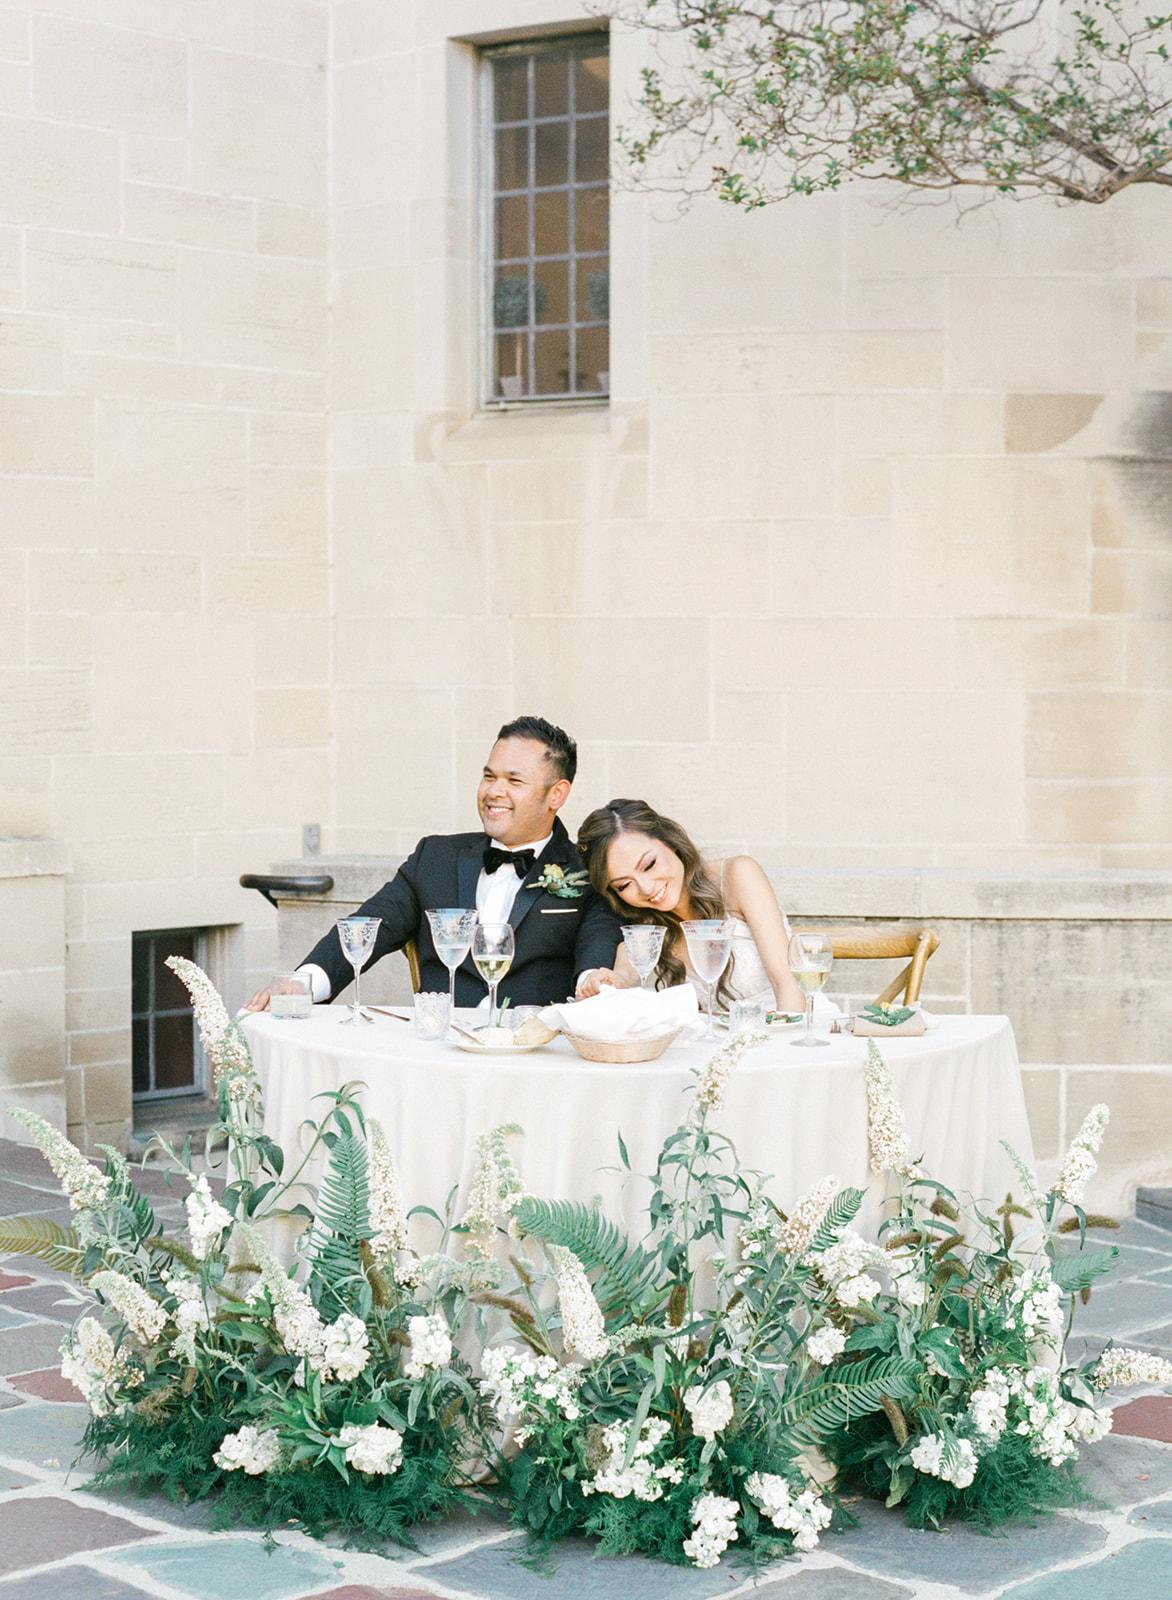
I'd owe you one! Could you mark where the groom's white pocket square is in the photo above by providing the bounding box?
[540,907,579,914]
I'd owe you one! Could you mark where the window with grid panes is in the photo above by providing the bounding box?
[131,929,207,1100]
[485,36,609,405]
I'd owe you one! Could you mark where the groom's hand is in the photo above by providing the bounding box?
[243,987,272,1012]
[575,968,618,999]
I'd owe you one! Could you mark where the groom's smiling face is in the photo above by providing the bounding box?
[478,736,568,847]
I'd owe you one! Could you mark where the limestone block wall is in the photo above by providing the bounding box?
[0,838,67,1137]
[0,1,332,1150]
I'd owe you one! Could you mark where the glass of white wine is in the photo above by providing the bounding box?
[682,917,733,1040]
[426,907,479,1035]
[471,921,515,1027]
[788,931,833,1048]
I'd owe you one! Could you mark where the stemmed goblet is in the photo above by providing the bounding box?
[336,916,381,1026]
[788,931,833,1048]
[682,917,733,1040]
[471,921,515,1027]
[426,908,479,1035]
[621,924,666,991]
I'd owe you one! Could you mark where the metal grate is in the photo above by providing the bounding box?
[484,35,609,405]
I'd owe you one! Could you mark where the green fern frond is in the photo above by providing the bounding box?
[511,1197,659,1317]
[316,1134,371,1241]
[807,1187,865,1254]
[0,1215,84,1277]
[1050,1246,1118,1292]
[780,1355,918,1449]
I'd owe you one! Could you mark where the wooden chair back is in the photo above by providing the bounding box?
[796,926,939,1005]
[403,937,422,994]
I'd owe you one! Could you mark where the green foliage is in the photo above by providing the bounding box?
[778,1355,919,1450]
[0,1214,84,1276]
[512,1196,658,1318]
[807,1187,865,1254]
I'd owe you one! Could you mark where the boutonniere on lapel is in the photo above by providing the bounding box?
[525,862,589,899]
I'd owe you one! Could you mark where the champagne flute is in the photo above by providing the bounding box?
[426,907,479,1035]
[336,916,381,1026]
[682,918,732,1040]
[472,921,515,1027]
[621,924,666,991]
[788,931,833,1048]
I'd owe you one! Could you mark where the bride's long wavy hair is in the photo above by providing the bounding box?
[577,798,735,1002]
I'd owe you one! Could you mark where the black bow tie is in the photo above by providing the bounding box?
[483,845,536,878]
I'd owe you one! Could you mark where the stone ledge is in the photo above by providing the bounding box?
[0,838,70,881]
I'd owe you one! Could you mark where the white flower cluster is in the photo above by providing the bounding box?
[737,1199,776,1263]
[1012,1367,1111,1465]
[910,1432,977,1488]
[863,1041,918,1177]
[891,1267,928,1309]
[164,1272,210,1366]
[321,1313,370,1381]
[1051,1104,1110,1208]
[213,1424,283,1476]
[480,1343,583,1428]
[690,1028,763,1123]
[90,1269,166,1343]
[1006,1267,1065,1346]
[338,1421,403,1475]
[683,1379,734,1441]
[683,1493,740,1568]
[1092,1345,1172,1390]
[775,1173,840,1257]
[404,1313,452,1381]
[461,1123,525,1260]
[367,1119,409,1267]
[966,1368,1013,1443]
[806,1325,847,1366]
[8,1108,110,1214]
[746,1471,832,1552]
[548,1244,607,1362]
[583,1416,684,1502]
[185,1174,232,1261]
[809,1230,886,1309]
[59,1317,135,1416]
[165,957,256,1088]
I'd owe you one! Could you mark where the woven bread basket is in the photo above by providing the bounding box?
[561,1027,681,1063]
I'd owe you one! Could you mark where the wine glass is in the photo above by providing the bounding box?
[471,921,515,1027]
[682,917,732,1040]
[426,907,479,1034]
[621,924,666,990]
[788,931,833,1048]
[336,916,381,1026]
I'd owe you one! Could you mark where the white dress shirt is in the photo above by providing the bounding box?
[297,833,554,1004]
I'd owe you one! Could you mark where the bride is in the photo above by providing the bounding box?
[575,798,806,1014]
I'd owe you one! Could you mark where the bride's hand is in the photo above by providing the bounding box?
[575,968,618,999]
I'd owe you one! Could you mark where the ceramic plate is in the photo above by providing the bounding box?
[451,1036,549,1055]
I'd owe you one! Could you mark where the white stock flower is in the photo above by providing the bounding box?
[321,1313,369,1381]
[683,1493,740,1568]
[863,1041,918,1178]
[967,1369,1012,1443]
[404,1313,452,1380]
[746,1471,832,1552]
[1006,1268,1065,1346]
[239,1222,327,1369]
[836,1273,881,1308]
[775,1174,840,1256]
[809,1230,885,1311]
[90,1270,166,1343]
[367,1119,409,1266]
[1011,1366,1111,1466]
[59,1317,134,1416]
[893,1270,928,1309]
[548,1244,607,1363]
[185,1174,232,1261]
[806,1326,847,1366]
[164,1272,210,1365]
[480,1344,583,1425]
[1051,1104,1110,1207]
[213,1424,283,1476]
[683,1379,735,1441]
[7,1108,110,1213]
[339,1422,403,1475]
[910,1432,977,1488]
[583,1417,680,1502]
[690,1029,762,1124]
[1091,1345,1172,1390]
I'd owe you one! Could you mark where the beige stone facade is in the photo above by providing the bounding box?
[0,2,1168,1188]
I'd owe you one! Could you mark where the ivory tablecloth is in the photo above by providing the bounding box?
[243,1011,1035,1248]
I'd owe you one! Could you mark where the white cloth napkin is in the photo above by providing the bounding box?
[540,983,703,1042]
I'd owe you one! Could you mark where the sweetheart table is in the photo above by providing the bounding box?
[242,1011,1035,1251]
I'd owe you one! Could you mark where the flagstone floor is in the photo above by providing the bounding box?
[1,1136,1171,1600]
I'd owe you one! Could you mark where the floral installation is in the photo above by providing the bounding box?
[3,964,1169,1569]
[525,862,589,898]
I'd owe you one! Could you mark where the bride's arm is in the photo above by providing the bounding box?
[723,855,805,1013]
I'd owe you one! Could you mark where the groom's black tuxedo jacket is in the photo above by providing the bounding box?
[301,818,622,1007]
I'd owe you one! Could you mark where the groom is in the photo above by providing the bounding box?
[244,716,622,1011]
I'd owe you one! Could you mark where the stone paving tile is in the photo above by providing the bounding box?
[1075,1280,1172,1335]
[0,1401,99,1475]
[10,1367,82,1402]
[998,1537,1172,1598]
[1128,1497,1172,1531]
[0,1567,159,1599]
[0,1275,33,1292]
[0,1306,39,1330]
[400,1503,513,1557]
[1077,1432,1172,1508]
[729,1571,912,1599]
[1,1284,81,1323]
[0,1494,151,1577]
[0,1319,70,1376]
[87,1480,221,1531]
[0,1390,24,1411]
[1111,1396,1172,1444]
[810,1501,1106,1595]
[0,1464,34,1489]
[1120,1320,1172,1354]
[1105,1246,1172,1280]
[1111,1220,1172,1249]
[108,1535,345,1600]
[300,1589,462,1600]
[0,1179,72,1217]
[426,1536,761,1600]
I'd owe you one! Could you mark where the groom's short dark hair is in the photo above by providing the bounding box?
[497,716,577,784]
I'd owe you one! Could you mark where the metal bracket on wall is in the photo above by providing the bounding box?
[238,873,334,910]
